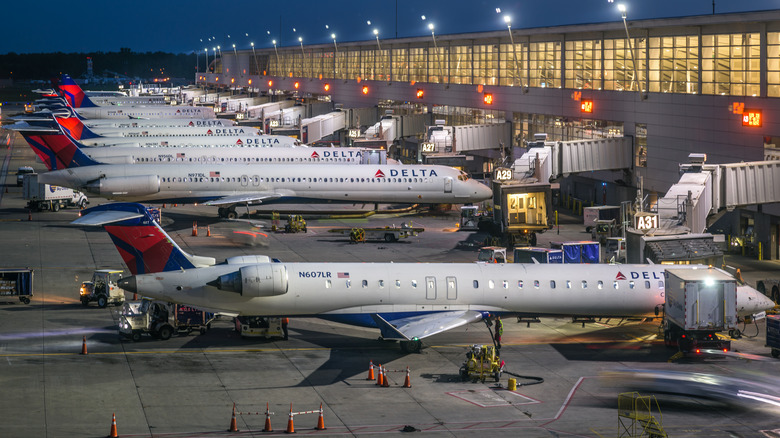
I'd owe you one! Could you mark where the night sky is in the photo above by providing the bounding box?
[1,0,777,54]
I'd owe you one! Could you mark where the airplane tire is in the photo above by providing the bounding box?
[218,208,226,217]
[400,340,422,353]
[226,210,238,220]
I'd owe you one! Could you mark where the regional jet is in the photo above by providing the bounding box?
[72,202,774,352]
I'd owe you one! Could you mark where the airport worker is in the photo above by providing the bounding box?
[282,317,289,340]
[494,316,503,349]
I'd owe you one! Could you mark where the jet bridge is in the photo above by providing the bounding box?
[657,155,780,234]
[512,137,633,182]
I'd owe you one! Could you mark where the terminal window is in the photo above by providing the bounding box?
[702,33,759,96]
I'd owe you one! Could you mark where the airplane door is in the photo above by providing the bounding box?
[425,276,436,300]
[444,177,453,193]
[252,175,260,186]
[446,276,457,300]
[241,175,249,187]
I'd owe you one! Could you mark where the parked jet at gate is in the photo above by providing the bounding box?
[53,116,263,139]
[17,129,374,167]
[72,203,774,352]
[55,75,167,107]
[32,130,491,218]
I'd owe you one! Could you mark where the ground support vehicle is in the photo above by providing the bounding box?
[604,237,627,263]
[119,299,214,341]
[0,268,33,304]
[79,269,127,308]
[513,247,563,263]
[591,219,622,245]
[663,268,736,354]
[550,241,600,263]
[234,316,283,338]
[285,214,307,233]
[757,279,780,303]
[477,247,507,263]
[583,205,621,233]
[329,223,424,243]
[767,315,780,358]
[488,182,552,247]
[459,344,504,383]
[23,173,88,212]
[459,205,490,231]
[16,166,34,186]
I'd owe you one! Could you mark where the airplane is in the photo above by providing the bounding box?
[14,106,236,128]
[52,115,262,139]
[55,74,167,107]
[34,92,215,120]
[71,202,775,352]
[32,129,492,218]
[17,128,375,167]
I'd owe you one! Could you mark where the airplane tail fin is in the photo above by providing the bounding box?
[57,74,98,108]
[71,203,215,275]
[54,115,101,140]
[15,122,103,170]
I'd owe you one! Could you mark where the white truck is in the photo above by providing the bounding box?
[23,173,88,212]
[583,205,621,233]
[663,268,736,354]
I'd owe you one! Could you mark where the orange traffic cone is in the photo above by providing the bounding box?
[263,402,273,432]
[376,364,383,386]
[382,366,390,387]
[227,403,239,432]
[161,203,166,208]
[207,225,211,237]
[192,221,198,236]
[81,336,87,355]
[285,403,295,434]
[403,366,412,388]
[367,360,375,380]
[315,403,326,430]
[174,203,177,207]
[108,412,118,438]
[133,293,137,300]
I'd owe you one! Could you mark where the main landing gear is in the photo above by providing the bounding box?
[218,206,238,220]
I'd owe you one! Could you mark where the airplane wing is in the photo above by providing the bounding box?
[203,193,284,206]
[371,310,486,341]
[71,209,145,226]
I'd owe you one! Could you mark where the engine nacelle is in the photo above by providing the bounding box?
[87,175,160,196]
[225,255,272,265]
[211,264,288,297]
[91,155,135,165]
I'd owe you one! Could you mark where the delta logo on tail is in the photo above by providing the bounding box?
[615,272,627,281]
[57,75,97,108]
[375,170,385,178]
[104,224,196,275]
[55,117,90,140]
[311,151,320,159]
[22,134,80,171]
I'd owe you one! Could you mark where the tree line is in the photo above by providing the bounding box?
[0,48,197,81]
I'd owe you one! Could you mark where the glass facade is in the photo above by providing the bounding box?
[241,23,777,100]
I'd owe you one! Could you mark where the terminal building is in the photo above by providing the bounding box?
[195,10,780,260]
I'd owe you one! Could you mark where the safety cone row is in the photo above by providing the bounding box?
[376,364,383,386]
[227,403,239,432]
[80,336,88,355]
[316,403,326,430]
[108,412,118,437]
[263,402,273,432]
[192,221,198,236]
[366,360,375,380]
[403,366,412,388]
[286,403,295,433]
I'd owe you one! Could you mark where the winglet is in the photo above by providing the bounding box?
[72,203,215,275]
[58,74,98,108]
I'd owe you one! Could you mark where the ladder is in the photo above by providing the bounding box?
[617,392,667,438]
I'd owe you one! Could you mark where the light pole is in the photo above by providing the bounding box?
[250,42,259,76]
[428,23,445,85]
[298,36,305,77]
[232,43,238,77]
[331,33,339,76]
[618,3,644,98]
[272,39,279,76]
[373,29,382,81]
[503,15,523,88]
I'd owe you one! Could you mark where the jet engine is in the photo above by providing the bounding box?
[86,175,160,196]
[209,264,288,297]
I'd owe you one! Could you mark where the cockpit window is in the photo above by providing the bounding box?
[457,171,470,181]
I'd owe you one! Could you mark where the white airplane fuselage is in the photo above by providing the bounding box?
[38,163,493,205]
[81,119,236,128]
[125,262,771,322]
[77,134,299,148]
[75,105,215,119]
[80,125,262,138]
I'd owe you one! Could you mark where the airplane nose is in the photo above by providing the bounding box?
[738,286,776,315]
[476,182,492,200]
[756,290,776,313]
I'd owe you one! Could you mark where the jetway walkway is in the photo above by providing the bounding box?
[511,137,633,183]
[657,157,780,233]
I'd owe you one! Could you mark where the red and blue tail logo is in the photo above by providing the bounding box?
[19,129,101,170]
[58,74,97,108]
[55,116,100,140]
[81,203,196,275]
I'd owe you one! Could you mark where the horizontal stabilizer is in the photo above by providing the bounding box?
[71,210,144,226]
